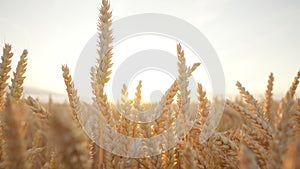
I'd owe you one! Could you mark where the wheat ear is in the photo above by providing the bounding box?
[0,44,13,164]
[189,83,209,167]
[197,83,209,126]
[243,132,269,169]
[0,44,13,111]
[97,0,113,61]
[155,62,199,135]
[26,96,49,120]
[92,0,113,118]
[226,100,273,141]
[9,49,28,101]
[61,65,81,126]
[133,80,143,111]
[91,1,114,166]
[263,72,274,122]
[176,43,190,143]
[286,71,300,98]
[236,81,263,119]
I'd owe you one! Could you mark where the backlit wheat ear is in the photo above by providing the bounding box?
[0,44,13,111]
[154,81,177,134]
[286,70,300,98]
[241,125,269,151]
[90,1,113,167]
[61,65,81,126]
[162,147,178,169]
[202,131,239,168]
[187,62,201,77]
[97,0,113,61]
[133,80,143,111]
[91,48,113,119]
[118,84,134,135]
[190,83,209,147]
[243,132,269,169]
[49,109,91,169]
[9,49,28,102]
[189,83,209,167]
[176,43,190,141]
[2,98,28,169]
[263,72,274,123]
[91,0,113,121]
[120,84,133,119]
[236,81,263,119]
[155,62,200,134]
[26,96,49,120]
[197,83,209,126]
[226,100,273,140]
[94,0,113,88]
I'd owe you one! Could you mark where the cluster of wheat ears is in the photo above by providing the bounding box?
[0,0,299,169]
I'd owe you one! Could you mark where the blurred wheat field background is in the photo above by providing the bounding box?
[0,0,300,169]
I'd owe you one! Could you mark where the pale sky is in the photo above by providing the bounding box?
[0,0,299,101]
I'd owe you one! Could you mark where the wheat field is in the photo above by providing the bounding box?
[0,0,299,169]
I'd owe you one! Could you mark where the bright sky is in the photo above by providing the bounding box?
[0,0,299,101]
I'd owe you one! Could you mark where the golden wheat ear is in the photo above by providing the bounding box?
[9,49,28,102]
[187,62,201,77]
[61,65,81,127]
[263,72,274,123]
[0,44,13,111]
[236,81,264,119]
[176,44,190,143]
[0,44,14,167]
[89,1,114,167]
[133,80,143,111]
[26,96,49,120]
[197,83,209,126]
[286,71,300,98]
[226,100,273,140]
[242,130,269,168]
